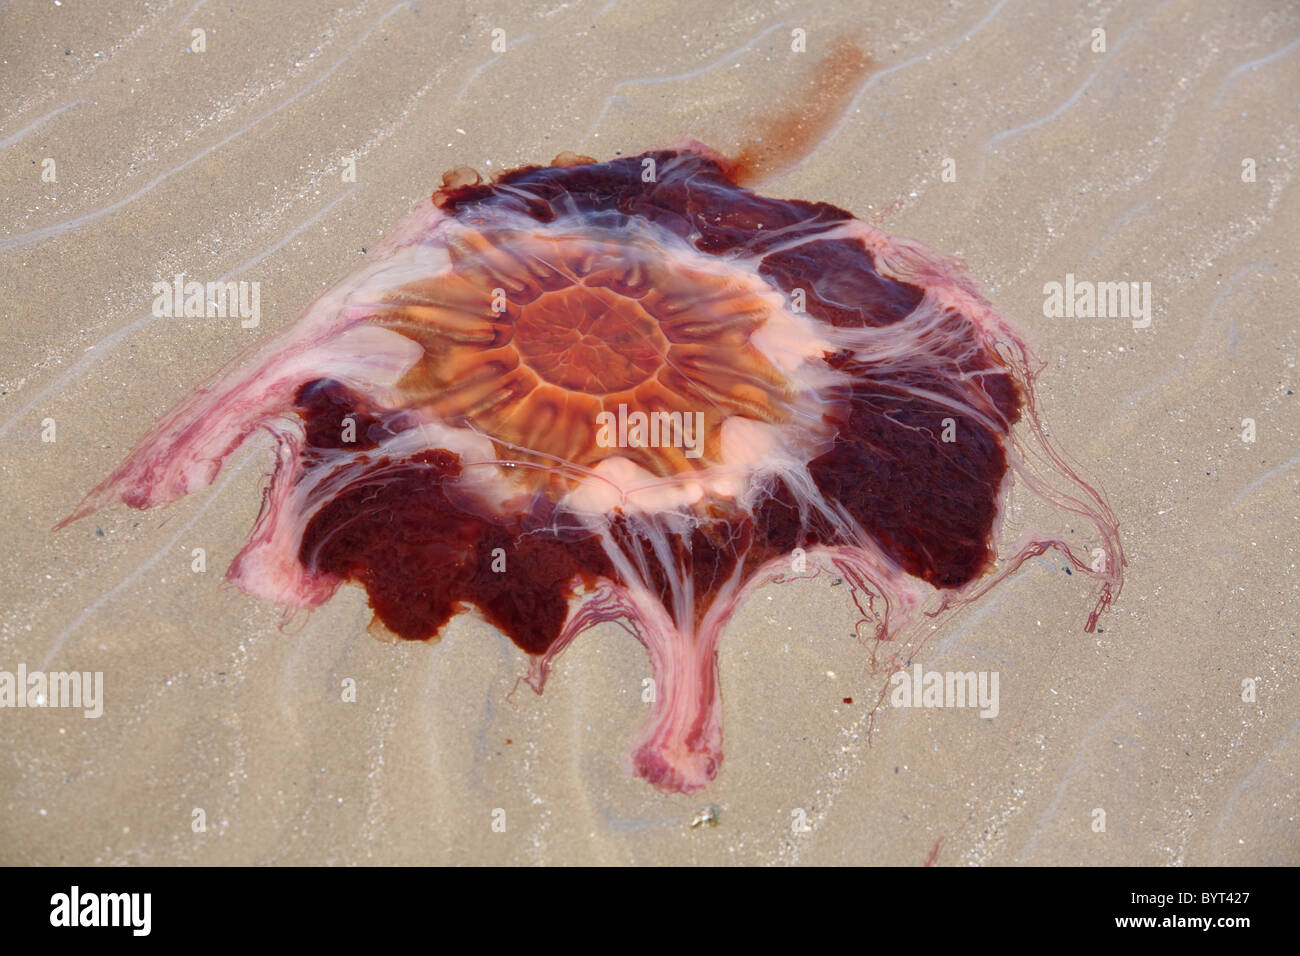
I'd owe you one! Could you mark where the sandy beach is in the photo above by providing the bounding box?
[1,0,1297,865]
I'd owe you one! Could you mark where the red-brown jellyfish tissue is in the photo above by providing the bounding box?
[63,142,1123,793]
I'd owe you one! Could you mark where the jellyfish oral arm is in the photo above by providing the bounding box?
[621,586,724,794]
[610,541,927,794]
[58,205,446,528]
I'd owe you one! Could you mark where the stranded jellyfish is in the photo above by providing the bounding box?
[63,142,1122,793]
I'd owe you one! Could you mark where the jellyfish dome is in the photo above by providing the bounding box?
[64,143,1123,793]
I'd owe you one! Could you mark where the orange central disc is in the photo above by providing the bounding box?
[372,223,799,481]
[513,285,666,394]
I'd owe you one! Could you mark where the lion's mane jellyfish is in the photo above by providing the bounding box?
[63,142,1123,793]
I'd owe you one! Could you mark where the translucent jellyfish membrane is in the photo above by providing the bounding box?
[64,143,1123,793]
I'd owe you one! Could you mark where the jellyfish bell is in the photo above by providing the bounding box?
[61,142,1123,794]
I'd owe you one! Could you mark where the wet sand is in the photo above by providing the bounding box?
[1,0,1297,865]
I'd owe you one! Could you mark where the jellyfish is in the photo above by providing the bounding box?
[61,142,1123,794]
